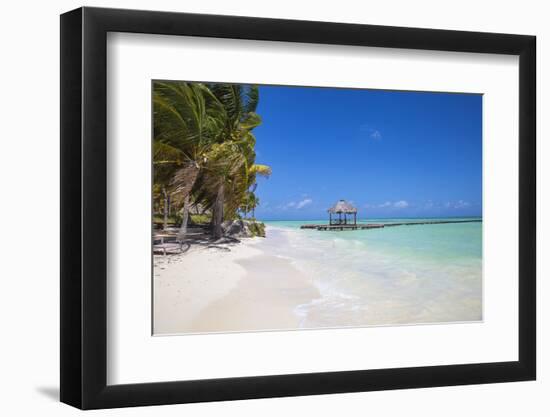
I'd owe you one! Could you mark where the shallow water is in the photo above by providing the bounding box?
[259,218,482,328]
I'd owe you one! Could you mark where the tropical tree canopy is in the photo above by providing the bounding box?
[152,81,271,237]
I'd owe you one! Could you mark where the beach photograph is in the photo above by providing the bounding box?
[152,81,482,335]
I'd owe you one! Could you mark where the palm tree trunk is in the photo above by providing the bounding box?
[162,187,169,230]
[212,182,225,239]
[175,163,200,240]
[178,195,191,240]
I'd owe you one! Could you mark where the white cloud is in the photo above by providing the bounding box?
[365,200,409,209]
[454,200,471,209]
[296,198,313,209]
[359,124,382,140]
[279,198,312,210]
[445,200,471,209]
[370,130,382,140]
[278,202,295,210]
[393,200,409,208]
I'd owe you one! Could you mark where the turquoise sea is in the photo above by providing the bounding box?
[259,218,482,327]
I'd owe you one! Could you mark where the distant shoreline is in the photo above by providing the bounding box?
[260,216,482,222]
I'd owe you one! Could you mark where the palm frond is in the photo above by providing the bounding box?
[249,164,272,178]
[239,112,262,131]
[153,141,185,164]
[241,85,259,114]
[169,161,200,206]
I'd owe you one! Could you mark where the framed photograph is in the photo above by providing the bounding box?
[60,6,536,409]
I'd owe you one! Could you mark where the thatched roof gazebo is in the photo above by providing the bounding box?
[328,200,357,225]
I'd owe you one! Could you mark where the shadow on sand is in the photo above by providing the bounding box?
[154,226,242,255]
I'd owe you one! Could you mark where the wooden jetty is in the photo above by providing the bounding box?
[300,219,481,231]
[301,223,385,231]
[307,199,481,231]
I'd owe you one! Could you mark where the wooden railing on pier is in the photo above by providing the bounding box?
[300,219,481,231]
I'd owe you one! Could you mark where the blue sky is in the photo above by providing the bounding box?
[251,85,482,220]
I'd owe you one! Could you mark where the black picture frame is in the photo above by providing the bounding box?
[60,6,536,410]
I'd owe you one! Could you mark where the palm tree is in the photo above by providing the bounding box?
[153,142,184,230]
[194,141,248,237]
[153,81,272,240]
[240,191,260,219]
[251,195,260,219]
[247,164,272,215]
[205,84,269,238]
[153,81,226,238]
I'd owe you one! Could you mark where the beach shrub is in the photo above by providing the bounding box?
[190,214,211,225]
[153,214,179,227]
[247,221,266,237]
[220,219,266,238]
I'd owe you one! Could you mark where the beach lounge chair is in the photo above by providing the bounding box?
[153,237,187,256]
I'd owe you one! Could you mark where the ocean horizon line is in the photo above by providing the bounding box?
[259,215,483,222]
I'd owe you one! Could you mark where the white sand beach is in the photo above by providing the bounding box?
[154,222,482,335]
[153,235,320,335]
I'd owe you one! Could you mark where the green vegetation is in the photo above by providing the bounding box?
[153,81,271,238]
[189,214,211,225]
[153,215,179,227]
[247,221,266,237]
